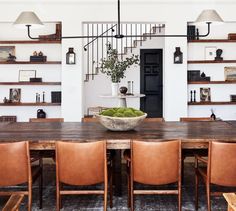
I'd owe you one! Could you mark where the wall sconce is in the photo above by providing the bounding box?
[174,47,183,64]
[66,48,76,64]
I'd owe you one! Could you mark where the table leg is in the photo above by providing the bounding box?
[118,98,127,107]
[113,149,122,196]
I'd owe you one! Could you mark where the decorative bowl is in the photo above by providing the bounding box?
[96,113,147,131]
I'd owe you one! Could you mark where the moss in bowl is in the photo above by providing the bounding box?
[96,107,147,131]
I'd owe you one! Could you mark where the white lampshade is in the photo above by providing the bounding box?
[13,11,44,28]
[195,10,223,24]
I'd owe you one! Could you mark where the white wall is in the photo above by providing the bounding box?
[0,0,236,121]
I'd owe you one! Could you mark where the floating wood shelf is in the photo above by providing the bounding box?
[188,60,236,64]
[188,102,236,105]
[0,61,61,65]
[188,80,236,84]
[0,40,61,44]
[188,39,236,43]
[0,103,61,106]
[0,82,61,85]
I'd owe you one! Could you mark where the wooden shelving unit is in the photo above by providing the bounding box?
[188,81,236,84]
[188,39,236,43]
[0,40,61,44]
[0,103,61,106]
[188,102,236,105]
[188,60,236,64]
[0,82,61,85]
[0,61,61,65]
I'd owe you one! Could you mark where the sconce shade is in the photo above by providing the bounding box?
[195,9,223,24]
[13,11,44,28]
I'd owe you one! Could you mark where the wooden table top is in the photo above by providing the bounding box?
[0,121,235,150]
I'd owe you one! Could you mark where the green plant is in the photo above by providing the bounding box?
[99,43,139,83]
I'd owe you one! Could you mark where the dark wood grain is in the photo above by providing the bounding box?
[0,61,61,65]
[0,82,61,85]
[0,103,61,106]
[188,60,236,64]
[0,40,61,44]
[188,81,236,84]
[0,121,235,150]
[188,39,236,43]
[188,102,236,105]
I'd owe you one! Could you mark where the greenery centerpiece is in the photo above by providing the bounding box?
[99,43,139,95]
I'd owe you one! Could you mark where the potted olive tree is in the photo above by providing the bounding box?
[99,43,139,96]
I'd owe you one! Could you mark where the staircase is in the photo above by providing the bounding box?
[83,22,165,82]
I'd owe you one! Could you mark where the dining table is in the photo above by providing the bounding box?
[0,120,236,195]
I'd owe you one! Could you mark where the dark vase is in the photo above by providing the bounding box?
[119,86,128,94]
[66,48,76,64]
[37,109,46,118]
[174,47,183,64]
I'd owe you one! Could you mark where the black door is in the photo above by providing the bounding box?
[140,49,163,117]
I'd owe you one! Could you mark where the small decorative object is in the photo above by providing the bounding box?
[173,47,183,64]
[215,49,223,61]
[96,107,147,131]
[9,88,21,103]
[210,108,216,120]
[127,81,134,95]
[37,109,46,118]
[200,72,206,78]
[0,46,15,61]
[19,70,36,82]
[200,88,211,102]
[66,47,76,64]
[3,97,10,103]
[196,28,199,40]
[30,77,42,82]
[119,86,128,95]
[7,53,16,62]
[228,33,236,40]
[51,91,61,103]
[190,90,193,102]
[193,90,196,102]
[188,70,201,81]
[30,51,47,62]
[230,95,236,102]
[224,67,236,81]
[205,46,217,60]
[42,92,45,103]
[99,43,139,96]
[187,25,196,40]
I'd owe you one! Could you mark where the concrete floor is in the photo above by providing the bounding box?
[0,163,231,210]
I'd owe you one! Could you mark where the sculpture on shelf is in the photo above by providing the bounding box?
[190,90,193,102]
[210,108,216,120]
[7,53,16,62]
[215,49,223,61]
[193,90,196,102]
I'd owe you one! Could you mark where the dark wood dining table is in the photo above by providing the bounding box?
[0,120,236,195]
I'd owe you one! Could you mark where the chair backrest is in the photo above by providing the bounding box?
[143,118,164,122]
[29,118,64,122]
[81,117,98,123]
[131,140,181,185]
[209,141,236,186]
[56,141,106,186]
[0,142,31,186]
[180,117,212,122]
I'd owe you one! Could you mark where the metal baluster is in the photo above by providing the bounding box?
[140,24,142,46]
[106,24,108,58]
[116,24,118,53]
[130,24,132,53]
[121,23,123,60]
[87,24,90,81]
[92,24,94,80]
[96,24,99,74]
[150,24,152,39]
[126,24,127,54]
[101,24,104,72]
[111,23,114,49]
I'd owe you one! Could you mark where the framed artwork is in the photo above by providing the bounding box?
[0,46,15,61]
[224,66,236,81]
[9,88,21,103]
[18,70,36,82]
[205,46,216,61]
[200,88,211,102]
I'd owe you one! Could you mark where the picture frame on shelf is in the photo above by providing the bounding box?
[9,88,21,103]
[18,70,36,82]
[200,88,211,102]
[224,66,236,81]
[205,46,217,61]
[0,46,15,61]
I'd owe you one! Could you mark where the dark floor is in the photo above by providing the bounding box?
[0,163,230,211]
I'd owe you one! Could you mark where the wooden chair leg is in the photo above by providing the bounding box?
[181,157,185,183]
[195,171,198,210]
[206,183,211,211]
[109,165,113,208]
[104,182,108,211]
[178,183,182,211]
[56,183,60,211]
[39,158,43,209]
[130,172,134,211]
[127,161,131,208]
[28,191,32,211]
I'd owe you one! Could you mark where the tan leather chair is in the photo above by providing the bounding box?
[0,142,32,211]
[56,141,109,211]
[195,141,236,211]
[143,117,164,122]
[2,194,24,211]
[129,140,182,211]
[81,117,98,122]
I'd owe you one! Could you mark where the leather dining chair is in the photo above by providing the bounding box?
[195,141,236,211]
[129,140,182,211]
[0,141,36,211]
[56,141,109,211]
[29,118,64,122]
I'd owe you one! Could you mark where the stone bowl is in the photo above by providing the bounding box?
[95,113,147,131]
